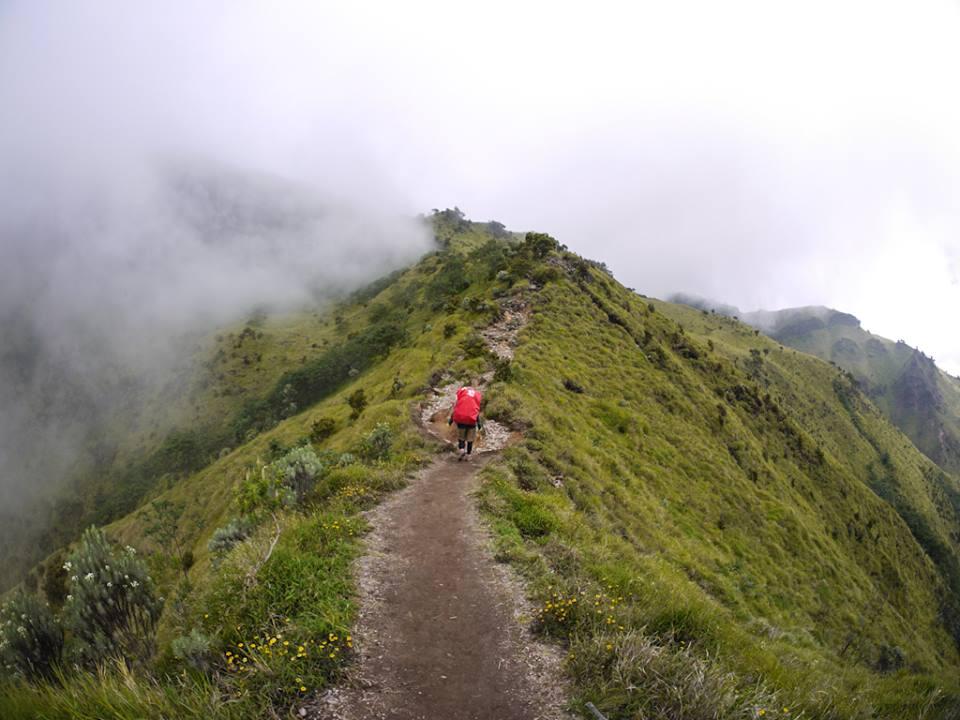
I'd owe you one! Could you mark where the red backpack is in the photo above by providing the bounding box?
[452,386,482,425]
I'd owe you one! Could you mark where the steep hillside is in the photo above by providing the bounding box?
[0,306,350,592]
[4,212,960,719]
[746,306,960,476]
[0,161,428,593]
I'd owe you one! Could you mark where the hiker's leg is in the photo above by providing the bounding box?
[465,426,477,454]
[466,441,473,455]
[457,425,466,450]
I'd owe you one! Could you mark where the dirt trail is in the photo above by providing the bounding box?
[311,450,568,720]
[309,295,566,719]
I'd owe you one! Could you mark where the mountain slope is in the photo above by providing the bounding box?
[4,212,960,719]
[752,307,960,477]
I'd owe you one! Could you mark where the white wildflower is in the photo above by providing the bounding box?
[84,572,95,582]
[62,561,72,572]
[130,580,139,589]
[125,546,136,555]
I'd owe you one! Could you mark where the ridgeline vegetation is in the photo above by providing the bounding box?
[3,211,960,718]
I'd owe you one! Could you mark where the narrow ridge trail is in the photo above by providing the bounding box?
[311,429,568,719]
[309,296,567,719]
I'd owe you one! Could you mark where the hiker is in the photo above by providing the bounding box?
[448,382,483,461]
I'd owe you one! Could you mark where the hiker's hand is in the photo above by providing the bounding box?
[447,418,453,426]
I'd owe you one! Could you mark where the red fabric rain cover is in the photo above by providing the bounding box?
[452,386,482,425]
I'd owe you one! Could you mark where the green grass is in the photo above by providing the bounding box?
[472,256,960,716]
[682,304,960,478]
[5,213,960,718]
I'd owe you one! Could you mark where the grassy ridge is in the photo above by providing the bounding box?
[734,305,960,477]
[5,213,960,718]
[469,251,960,715]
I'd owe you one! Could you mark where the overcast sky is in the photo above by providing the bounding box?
[2,0,958,373]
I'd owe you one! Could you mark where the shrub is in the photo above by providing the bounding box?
[425,253,469,306]
[460,333,488,359]
[271,446,326,502]
[139,499,191,580]
[359,423,394,461]
[40,551,68,609]
[0,591,64,681]
[531,265,561,285]
[62,528,162,663]
[522,232,558,259]
[493,359,513,383]
[443,322,458,339]
[237,462,295,515]
[310,416,337,443]
[171,629,213,672]
[208,518,252,560]
[461,296,492,314]
[347,389,367,420]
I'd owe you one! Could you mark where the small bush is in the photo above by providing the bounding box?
[40,551,68,609]
[0,591,64,681]
[359,423,394,461]
[461,296,492,314]
[208,518,253,560]
[237,462,295,515]
[522,232,558,259]
[171,628,213,672]
[310,417,336,443]
[531,265,561,285]
[460,333,488,359]
[271,446,327,502]
[493,359,514,383]
[443,322,458,339]
[347,389,367,420]
[62,527,162,663]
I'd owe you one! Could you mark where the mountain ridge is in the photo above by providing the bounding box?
[3,214,960,718]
